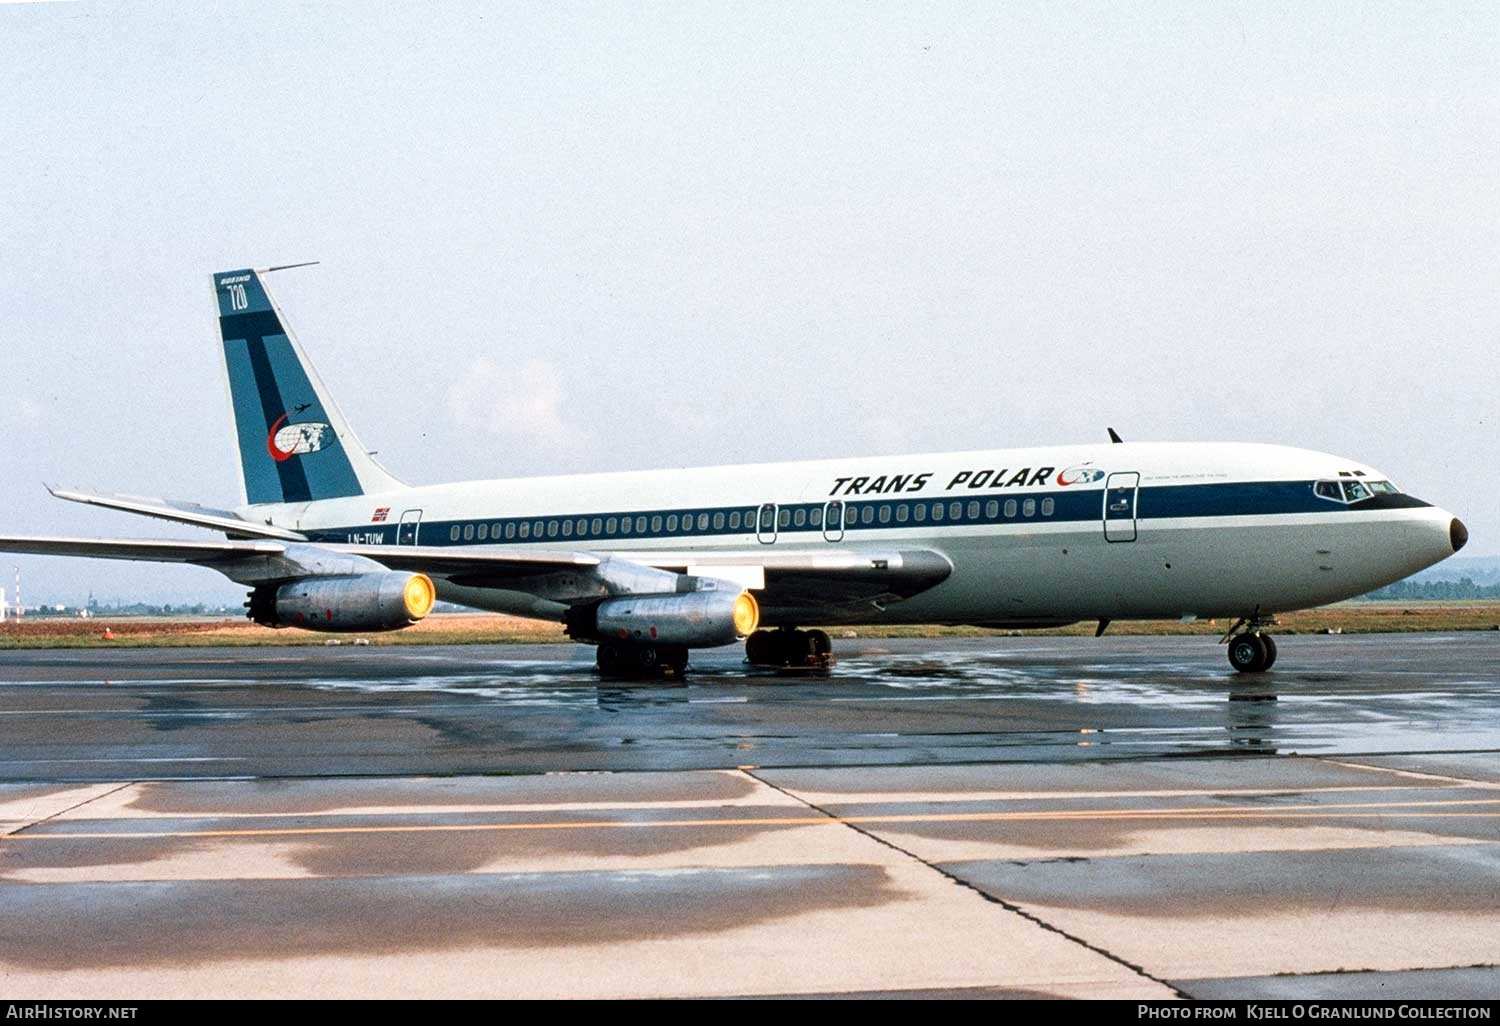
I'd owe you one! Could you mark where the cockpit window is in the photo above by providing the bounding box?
[1316,478,1398,504]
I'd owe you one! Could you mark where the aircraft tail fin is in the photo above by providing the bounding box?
[213,266,403,506]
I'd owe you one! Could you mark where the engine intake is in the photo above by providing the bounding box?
[247,572,436,632]
[566,590,760,648]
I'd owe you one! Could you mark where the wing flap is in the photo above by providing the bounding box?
[325,543,601,578]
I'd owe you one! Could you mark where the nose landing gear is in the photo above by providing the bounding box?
[1221,613,1279,673]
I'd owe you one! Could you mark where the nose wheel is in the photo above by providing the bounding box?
[1226,631,1278,673]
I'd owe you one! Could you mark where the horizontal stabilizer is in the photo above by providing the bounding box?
[0,535,287,564]
[47,486,307,540]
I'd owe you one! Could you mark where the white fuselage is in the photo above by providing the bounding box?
[246,441,1460,629]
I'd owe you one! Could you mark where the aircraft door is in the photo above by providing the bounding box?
[397,509,422,546]
[1103,474,1139,543]
[822,500,845,542]
[757,503,778,544]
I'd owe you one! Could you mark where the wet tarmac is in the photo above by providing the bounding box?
[1,634,1497,998]
[0,633,1498,780]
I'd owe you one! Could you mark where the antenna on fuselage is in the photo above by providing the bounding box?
[1107,427,1123,444]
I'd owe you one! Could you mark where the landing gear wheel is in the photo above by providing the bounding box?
[634,645,660,674]
[596,641,687,679]
[1227,633,1271,674]
[745,631,774,666]
[596,641,625,676]
[660,645,689,678]
[744,628,835,670]
[1260,634,1278,670]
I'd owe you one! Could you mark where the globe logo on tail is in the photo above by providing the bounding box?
[267,411,333,462]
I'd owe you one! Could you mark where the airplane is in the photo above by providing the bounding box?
[0,265,1468,677]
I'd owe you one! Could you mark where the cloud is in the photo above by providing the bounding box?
[446,357,595,465]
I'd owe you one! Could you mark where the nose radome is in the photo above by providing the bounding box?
[1451,518,1469,553]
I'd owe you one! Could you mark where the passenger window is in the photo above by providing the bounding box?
[949,501,962,520]
[861,506,875,525]
[729,511,741,530]
[793,508,807,528]
[547,521,559,538]
[637,516,648,533]
[1342,481,1371,502]
[592,518,603,535]
[896,504,909,523]
[693,513,705,531]
[810,507,823,527]
[985,500,999,518]
[605,518,616,535]
[477,523,487,540]
[518,522,530,539]
[1004,499,1017,518]
[681,516,693,533]
[505,523,516,540]
[1041,497,1055,516]
[464,524,474,541]
[913,503,926,522]
[931,502,944,522]
[878,505,891,524]
[1315,481,1343,502]
[666,515,678,531]
[778,508,791,528]
[1023,498,1035,517]
[713,512,725,530]
[562,520,573,537]
[651,516,663,532]
[450,525,460,541]
[746,508,759,526]
[967,501,980,520]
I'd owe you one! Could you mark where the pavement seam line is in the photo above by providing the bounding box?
[740,768,1188,1000]
[4,782,136,837]
[1317,757,1498,789]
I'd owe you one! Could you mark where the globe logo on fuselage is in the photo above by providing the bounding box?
[1056,465,1105,487]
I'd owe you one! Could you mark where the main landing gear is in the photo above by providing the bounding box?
[744,628,835,670]
[1221,614,1279,674]
[595,640,689,679]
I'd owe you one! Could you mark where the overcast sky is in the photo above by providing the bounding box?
[3,2,1496,605]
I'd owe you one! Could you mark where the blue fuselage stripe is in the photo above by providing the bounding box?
[303,480,1423,548]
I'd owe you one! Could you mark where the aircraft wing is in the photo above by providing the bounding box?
[0,535,945,611]
[641,547,954,611]
[327,543,601,575]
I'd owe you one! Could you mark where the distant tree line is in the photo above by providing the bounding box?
[1358,577,1500,601]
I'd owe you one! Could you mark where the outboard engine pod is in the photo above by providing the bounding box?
[249,572,436,632]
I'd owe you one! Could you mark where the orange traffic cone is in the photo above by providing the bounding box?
[102,627,115,641]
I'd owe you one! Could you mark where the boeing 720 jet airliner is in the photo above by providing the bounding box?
[0,266,1468,676]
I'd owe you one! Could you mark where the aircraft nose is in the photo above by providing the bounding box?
[1451,517,1469,553]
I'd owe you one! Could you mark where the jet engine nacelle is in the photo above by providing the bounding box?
[567,589,760,647]
[248,572,436,632]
